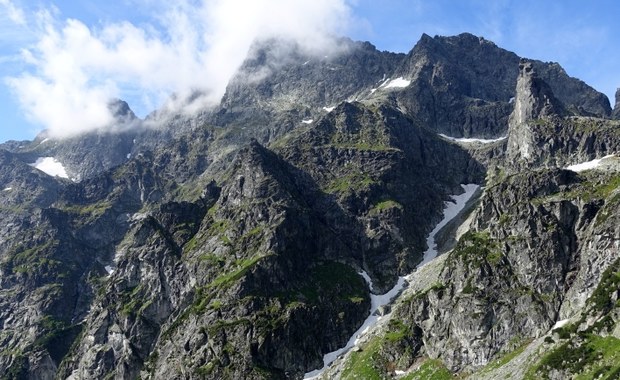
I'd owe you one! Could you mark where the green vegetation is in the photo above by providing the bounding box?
[339,317,421,379]
[329,126,394,151]
[569,116,620,135]
[595,192,620,226]
[525,335,620,380]
[195,361,216,377]
[7,240,62,274]
[33,315,84,364]
[248,262,369,342]
[450,231,502,266]
[528,118,554,128]
[119,285,148,317]
[383,319,409,343]
[479,339,532,374]
[586,258,620,314]
[57,201,112,221]
[191,254,267,315]
[207,219,230,236]
[498,213,511,226]
[537,172,620,205]
[325,171,376,194]
[369,199,403,215]
[341,337,384,380]
[198,254,226,266]
[402,359,453,380]
[330,140,395,151]
[175,180,204,201]
[2,353,28,380]
[406,282,447,303]
[461,279,475,294]
[208,255,265,289]
[206,318,251,335]
[183,231,206,254]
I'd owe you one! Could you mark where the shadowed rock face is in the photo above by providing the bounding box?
[1,32,620,380]
[613,88,620,119]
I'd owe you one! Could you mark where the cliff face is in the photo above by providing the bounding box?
[1,32,620,380]
[507,60,620,172]
[331,161,620,379]
[613,88,620,119]
[507,59,567,167]
[325,46,620,380]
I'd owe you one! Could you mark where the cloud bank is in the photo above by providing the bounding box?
[6,0,353,138]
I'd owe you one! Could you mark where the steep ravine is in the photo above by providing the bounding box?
[309,184,480,379]
[326,160,620,380]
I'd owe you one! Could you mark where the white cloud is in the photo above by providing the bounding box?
[0,0,25,24]
[6,0,354,138]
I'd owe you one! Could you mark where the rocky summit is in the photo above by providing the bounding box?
[1,32,620,380]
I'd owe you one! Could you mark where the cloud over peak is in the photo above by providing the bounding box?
[6,0,354,138]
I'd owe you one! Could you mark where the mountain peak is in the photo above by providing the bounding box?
[510,59,565,126]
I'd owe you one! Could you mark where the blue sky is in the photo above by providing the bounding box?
[0,0,619,143]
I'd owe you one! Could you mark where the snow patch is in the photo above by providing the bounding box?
[304,184,479,379]
[419,184,480,267]
[378,77,391,87]
[104,265,115,275]
[358,271,373,291]
[322,106,335,113]
[565,155,615,172]
[552,319,570,330]
[29,157,69,179]
[130,212,150,222]
[509,97,515,104]
[384,77,411,89]
[301,119,314,124]
[303,60,310,65]
[439,134,507,144]
[370,88,377,94]
[304,273,407,379]
[3,187,12,192]
[126,153,131,159]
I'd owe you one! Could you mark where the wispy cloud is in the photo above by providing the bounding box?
[0,0,25,24]
[6,0,354,138]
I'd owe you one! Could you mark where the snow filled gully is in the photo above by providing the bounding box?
[304,184,480,379]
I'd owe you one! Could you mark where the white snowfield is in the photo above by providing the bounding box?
[322,106,335,113]
[565,154,616,172]
[3,187,12,191]
[552,319,570,330]
[439,134,507,144]
[303,274,407,379]
[29,157,69,179]
[383,77,411,89]
[419,184,480,267]
[304,183,480,379]
[301,119,314,124]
